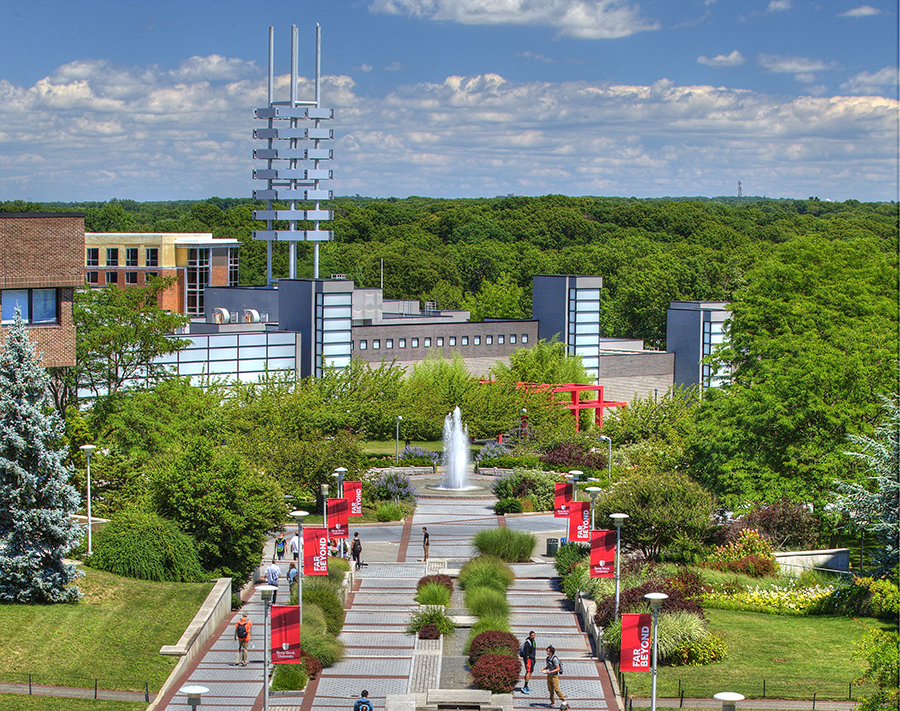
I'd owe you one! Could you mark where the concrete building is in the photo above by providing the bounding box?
[84,233,240,315]
[0,213,83,367]
[666,300,730,389]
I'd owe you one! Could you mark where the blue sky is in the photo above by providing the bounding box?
[0,0,897,202]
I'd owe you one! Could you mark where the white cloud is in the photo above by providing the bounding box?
[385,61,406,71]
[758,54,837,82]
[168,55,259,81]
[697,50,744,67]
[0,58,896,202]
[841,67,899,94]
[357,64,374,73]
[369,0,660,39]
[838,5,881,17]
[767,0,792,11]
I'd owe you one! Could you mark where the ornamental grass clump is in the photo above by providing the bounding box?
[459,556,514,592]
[470,653,521,694]
[472,528,536,562]
[417,574,454,594]
[406,605,456,636]
[602,610,726,667]
[465,586,510,618]
[416,582,451,606]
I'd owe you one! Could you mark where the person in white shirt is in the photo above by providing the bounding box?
[265,559,281,604]
[289,534,300,561]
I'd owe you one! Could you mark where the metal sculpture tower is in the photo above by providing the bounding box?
[251,25,334,284]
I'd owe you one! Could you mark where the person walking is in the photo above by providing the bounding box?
[287,562,298,586]
[351,532,363,571]
[234,613,252,666]
[541,645,566,707]
[265,559,281,604]
[289,533,300,561]
[422,527,429,562]
[275,532,286,560]
[521,630,537,694]
[353,690,374,711]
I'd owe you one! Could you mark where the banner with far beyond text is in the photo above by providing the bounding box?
[568,501,591,543]
[345,481,363,516]
[620,613,652,672]
[590,530,616,578]
[554,482,573,518]
[303,527,329,576]
[270,605,302,664]
[327,498,349,539]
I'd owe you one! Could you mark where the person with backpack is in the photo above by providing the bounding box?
[275,532,286,560]
[234,614,252,666]
[353,689,374,711]
[520,630,536,694]
[265,559,281,604]
[541,644,566,707]
[351,532,363,571]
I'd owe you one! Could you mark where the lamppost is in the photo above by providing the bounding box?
[610,513,628,620]
[598,435,612,485]
[518,408,527,441]
[320,483,329,536]
[333,467,346,556]
[258,585,277,711]
[585,487,602,530]
[290,509,309,628]
[644,592,668,711]
[567,470,582,502]
[395,415,403,463]
[714,692,745,711]
[179,685,208,711]
[79,444,97,556]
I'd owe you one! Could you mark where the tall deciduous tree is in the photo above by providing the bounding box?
[74,279,190,400]
[0,313,82,603]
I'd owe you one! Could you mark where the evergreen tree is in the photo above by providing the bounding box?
[0,312,82,602]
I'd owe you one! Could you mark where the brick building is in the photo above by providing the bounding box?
[84,233,240,315]
[0,213,83,367]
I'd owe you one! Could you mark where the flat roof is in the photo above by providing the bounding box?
[0,212,84,218]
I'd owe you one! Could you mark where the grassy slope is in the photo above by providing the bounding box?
[0,696,145,711]
[621,609,894,700]
[2,567,212,692]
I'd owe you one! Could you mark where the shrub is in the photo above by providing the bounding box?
[704,582,833,615]
[540,441,606,474]
[494,498,523,515]
[300,650,323,678]
[708,529,775,565]
[407,605,456,636]
[372,471,417,503]
[270,663,309,691]
[302,588,345,635]
[476,441,510,463]
[418,624,441,640]
[459,556,515,591]
[672,633,728,666]
[491,469,557,510]
[602,611,709,664]
[469,613,511,637]
[327,555,351,580]
[468,630,520,665]
[417,574,454,593]
[90,509,204,582]
[466,586,510,618]
[555,541,590,577]
[375,502,405,521]
[416,582,451,606]
[471,653,521,693]
[472,528,536,562]
[301,632,344,667]
[813,576,900,620]
[400,445,440,467]
[594,579,705,628]
[742,499,821,550]
[562,560,591,600]
[708,554,777,578]
[852,629,899,711]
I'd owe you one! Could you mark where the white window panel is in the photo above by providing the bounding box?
[322,344,350,356]
[581,356,599,368]
[268,345,296,358]
[711,333,726,345]
[156,352,177,364]
[267,332,296,345]
[186,336,209,348]
[326,356,352,368]
[323,306,352,319]
[178,361,208,375]
[209,360,238,374]
[323,294,352,306]
[323,319,352,331]
[209,335,238,348]
[239,333,268,346]
[237,371,263,383]
[209,348,238,361]
[575,312,599,323]
[574,345,599,356]
[322,331,348,343]
[238,359,269,372]
[574,289,601,301]
[239,346,268,359]
[574,335,601,346]
[268,357,296,370]
[180,349,210,362]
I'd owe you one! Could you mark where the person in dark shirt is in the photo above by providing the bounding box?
[422,527,430,561]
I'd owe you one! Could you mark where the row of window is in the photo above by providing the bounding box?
[87,247,159,268]
[86,271,158,285]
[356,333,528,351]
[1,288,58,325]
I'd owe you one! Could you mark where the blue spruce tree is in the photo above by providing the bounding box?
[0,311,82,602]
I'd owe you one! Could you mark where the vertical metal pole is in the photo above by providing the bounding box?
[86,452,93,556]
[650,605,660,711]
[614,525,622,620]
[298,518,304,625]
[264,597,270,711]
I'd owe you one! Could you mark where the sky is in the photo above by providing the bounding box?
[0,0,897,202]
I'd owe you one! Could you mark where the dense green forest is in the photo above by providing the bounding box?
[3,195,896,351]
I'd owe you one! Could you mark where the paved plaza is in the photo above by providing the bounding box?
[155,494,617,711]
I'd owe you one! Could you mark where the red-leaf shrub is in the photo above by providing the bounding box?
[594,580,705,628]
[471,653,521,693]
[417,574,454,593]
[418,624,441,639]
[708,554,776,578]
[300,650,323,678]
[468,630,520,665]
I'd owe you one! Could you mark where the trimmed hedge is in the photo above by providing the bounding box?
[494,498,523,515]
[469,630,520,665]
[471,653,521,693]
[418,624,441,639]
[417,574,454,593]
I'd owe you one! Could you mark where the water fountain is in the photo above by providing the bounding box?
[438,406,471,490]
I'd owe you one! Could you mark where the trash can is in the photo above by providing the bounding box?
[546,538,559,556]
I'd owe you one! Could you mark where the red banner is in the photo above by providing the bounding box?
[554,482,572,518]
[271,605,302,664]
[327,498,349,539]
[568,501,591,543]
[590,530,616,578]
[345,481,363,516]
[303,527,328,575]
[620,613,652,672]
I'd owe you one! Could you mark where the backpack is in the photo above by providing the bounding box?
[518,642,525,658]
[352,539,362,555]
[236,621,248,639]
[552,655,563,675]
[354,699,374,711]
[275,538,286,552]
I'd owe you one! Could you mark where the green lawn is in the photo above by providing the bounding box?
[363,439,443,456]
[0,696,145,711]
[620,609,893,700]
[2,567,213,693]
